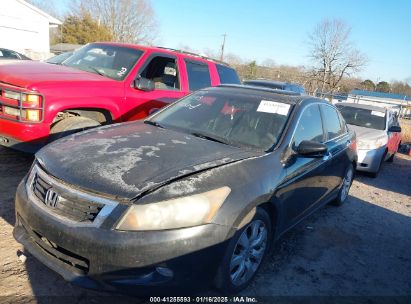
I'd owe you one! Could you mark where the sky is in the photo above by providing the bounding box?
[54,0,411,82]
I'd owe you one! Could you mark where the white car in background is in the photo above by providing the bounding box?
[336,103,402,177]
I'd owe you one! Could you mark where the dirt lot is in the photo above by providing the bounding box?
[0,146,410,301]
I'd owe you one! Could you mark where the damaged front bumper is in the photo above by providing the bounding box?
[13,180,232,293]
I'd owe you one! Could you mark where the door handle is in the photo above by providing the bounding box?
[323,151,332,161]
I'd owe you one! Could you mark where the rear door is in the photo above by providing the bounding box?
[183,59,212,92]
[319,104,351,189]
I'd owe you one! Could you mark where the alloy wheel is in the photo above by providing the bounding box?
[229,219,267,286]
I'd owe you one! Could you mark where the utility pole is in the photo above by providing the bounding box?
[220,33,226,61]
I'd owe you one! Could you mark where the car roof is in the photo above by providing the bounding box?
[243,79,302,87]
[335,102,386,112]
[209,84,326,106]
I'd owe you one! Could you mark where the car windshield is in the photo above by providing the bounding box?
[62,44,143,80]
[337,105,386,130]
[149,89,292,150]
[46,52,73,65]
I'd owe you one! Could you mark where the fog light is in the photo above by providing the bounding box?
[156,266,174,278]
[26,109,40,121]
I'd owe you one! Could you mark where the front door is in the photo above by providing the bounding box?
[278,104,330,227]
[123,54,188,121]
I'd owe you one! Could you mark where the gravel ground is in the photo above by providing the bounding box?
[0,146,410,302]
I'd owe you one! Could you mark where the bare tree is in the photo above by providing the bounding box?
[308,19,367,96]
[78,0,158,45]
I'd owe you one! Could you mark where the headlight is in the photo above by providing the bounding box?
[357,137,387,150]
[116,187,231,231]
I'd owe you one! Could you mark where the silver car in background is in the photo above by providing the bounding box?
[336,103,402,177]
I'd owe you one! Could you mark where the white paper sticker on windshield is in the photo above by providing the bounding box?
[257,100,290,115]
[371,111,385,117]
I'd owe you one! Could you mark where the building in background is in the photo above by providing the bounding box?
[345,89,410,117]
[0,0,61,60]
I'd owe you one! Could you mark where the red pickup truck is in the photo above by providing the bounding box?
[0,42,240,152]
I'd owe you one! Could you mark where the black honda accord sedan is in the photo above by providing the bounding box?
[14,85,357,293]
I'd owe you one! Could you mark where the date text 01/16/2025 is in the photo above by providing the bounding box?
[149,296,258,303]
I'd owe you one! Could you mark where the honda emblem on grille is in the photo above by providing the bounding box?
[44,189,59,208]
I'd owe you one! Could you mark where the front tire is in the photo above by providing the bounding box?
[331,163,354,206]
[214,208,272,293]
[50,117,100,141]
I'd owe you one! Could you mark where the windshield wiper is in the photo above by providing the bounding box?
[190,132,229,145]
[85,66,106,76]
[144,120,164,128]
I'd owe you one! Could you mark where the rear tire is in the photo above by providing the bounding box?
[331,163,354,206]
[50,117,100,141]
[214,208,272,294]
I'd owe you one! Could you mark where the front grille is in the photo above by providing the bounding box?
[19,216,89,274]
[32,173,104,223]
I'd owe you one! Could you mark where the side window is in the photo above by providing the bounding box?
[216,64,241,84]
[337,110,348,133]
[393,113,399,126]
[388,112,398,127]
[140,56,179,90]
[185,60,211,91]
[293,105,324,148]
[0,50,18,59]
[321,105,344,140]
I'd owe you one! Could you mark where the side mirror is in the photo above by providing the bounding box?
[388,125,401,133]
[134,76,154,92]
[296,140,328,157]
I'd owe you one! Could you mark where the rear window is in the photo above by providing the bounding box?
[185,60,211,91]
[216,64,241,84]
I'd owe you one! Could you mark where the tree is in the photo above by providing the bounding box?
[307,19,367,96]
[244,61,257,80]
[78,0,158,44]
[62,11,113,44]
[361,79,375,91]
[376,81,390,93]
[391,81,411,96]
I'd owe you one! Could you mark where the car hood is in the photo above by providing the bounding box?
[36,122,259,200]
[0,60,110,89]
[348,124,386,141]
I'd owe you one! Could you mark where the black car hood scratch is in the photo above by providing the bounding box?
[36,121,259,200]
